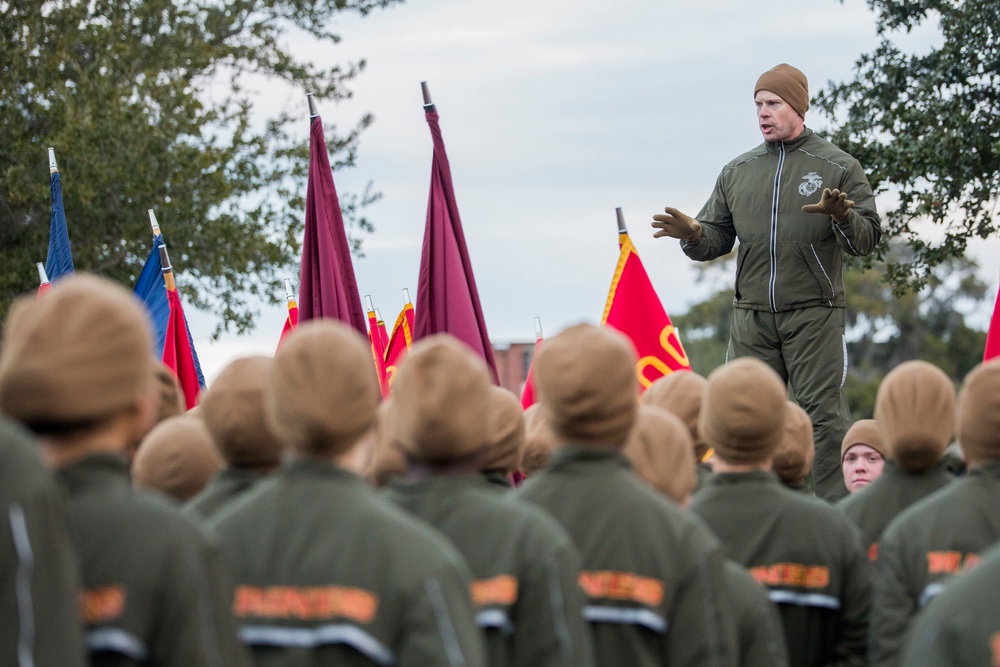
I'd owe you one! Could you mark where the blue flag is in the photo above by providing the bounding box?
[45,157,75,281]
[134,234,206,388]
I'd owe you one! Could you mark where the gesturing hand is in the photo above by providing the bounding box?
[801,188,855,222]
[652,207,702,241]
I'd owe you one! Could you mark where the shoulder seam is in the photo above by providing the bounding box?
[796,148,849,173]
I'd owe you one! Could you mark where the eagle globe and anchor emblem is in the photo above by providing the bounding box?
[798,172,824,197]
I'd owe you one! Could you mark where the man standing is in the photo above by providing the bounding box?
[652,63,882,501]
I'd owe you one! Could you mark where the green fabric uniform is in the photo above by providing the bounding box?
[57,452,245,667]
[869,460,1000,667]
[208,458,487,667]
[722,561,789,667]
[184,467,267,520]
[835,461,953,561]
[690,471,871,667]
[384,474,595,667]
[681,128,882,502]
[900,541,1000,666]
[518,446,738,667]
[0,417,86,667]
[481,470,514,490]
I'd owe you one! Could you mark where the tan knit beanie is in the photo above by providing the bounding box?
[366,400,408,487]
[642,370,709,461]
[0,273,155,428]
[841,419,886,459]
[874,360,955,472]
[772,401,815,485]
[624,405,696,504]
[699,358,787,465]
[754,63,809,118]
[480,386,526,475]
[391,334,492,462]
[956,359,1000,465]
[519,403,558,475]
[132,414,223,502]
[201,356,284,468]
[535,324,638,447]
[154,363,185,425]
[267,320,380,456]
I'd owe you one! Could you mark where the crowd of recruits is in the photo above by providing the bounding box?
[1,273,999,666]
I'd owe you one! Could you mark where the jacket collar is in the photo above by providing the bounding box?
[765,127,813,154]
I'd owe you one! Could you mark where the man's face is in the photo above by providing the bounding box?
[755,90,804,142]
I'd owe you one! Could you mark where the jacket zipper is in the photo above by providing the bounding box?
[768,143,784,313]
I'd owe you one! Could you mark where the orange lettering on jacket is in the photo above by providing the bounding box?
[578,571,664,606]
[80,586,126,624]
[868,542,879,562]
[749,563,830,589]
[233,585,378,623]
[926,551,980,575]
[470,575,518,607]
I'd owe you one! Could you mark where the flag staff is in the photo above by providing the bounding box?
[534,316,543,340]
[36,262,49,284]
[307,92,319,119]
[48,147,58,173]
[402,288,411,305]
[420,81,435,112]
[616,207,628,234]
[284,278,296,305]
[148,209,161,237]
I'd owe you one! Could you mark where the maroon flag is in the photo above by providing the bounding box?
[985,275,1000,362]
[520,317,543,409]
[297,96,366,335]
[414,83,499,382]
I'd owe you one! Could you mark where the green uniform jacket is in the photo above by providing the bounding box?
[836,461,953,562]
[723,561,789,667]
[384,474,595,667]
[208,458,487,667]
[683,129,881,313]
[518,446,738,667]
[0,417,86,667]
[184,467,267,520]
[900,541,1000,666]
[690,471,871,667]
[57,452,245,667]
[870,460,1000,667]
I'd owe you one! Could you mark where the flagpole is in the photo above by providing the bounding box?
[420,81,435,112]
[48,147,58,173]
[616,207,628,234]
[148,209,161,237]
[307,92,319,119]
[284,277,297,309]
[158,244,176,292]
[402,288,411,306]
[534,316,543,340]
[36,262,50,285]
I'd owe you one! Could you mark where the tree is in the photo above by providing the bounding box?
[812,0,1000,295]
[0,0,399,333]
[674,244,989,419]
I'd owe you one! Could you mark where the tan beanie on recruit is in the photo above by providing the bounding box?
[772,401,815,485]
[700,358,787,465]
[519,403,558,475]
[132,414,223,502]
[391,335,492,462]
[267,320,380,456]
[480,386,526,475]
[874,360,955,472]
[956,359,1000,466]
[624,405,696,504]
[754,63,809,118]
[0,273,155,428]
[642,370,709,461]
[201,356,284,468]
[841,419,886,459]
[535,324,638,447]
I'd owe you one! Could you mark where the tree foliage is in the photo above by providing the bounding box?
[674,245,989,419]
[812,0,1000,294]
[0,0,398,333]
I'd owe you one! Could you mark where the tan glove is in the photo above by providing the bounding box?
[652,207,703,241]
[801,188,855,223]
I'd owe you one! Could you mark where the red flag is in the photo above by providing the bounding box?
[520,318,543,409]
[384,301,415,389]
[298,101,366,335]
[377,311,389,349]
[161,266,201,409]
[414,87,499,383]
[985,279,1000,362]
[367,298,390,398]
[601,209,691,391]
[278,278,299,351]
[36,262,52,298]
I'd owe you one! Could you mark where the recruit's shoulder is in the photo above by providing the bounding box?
[0,417,53,500]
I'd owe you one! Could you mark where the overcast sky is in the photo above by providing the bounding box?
[189,0,999,381]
